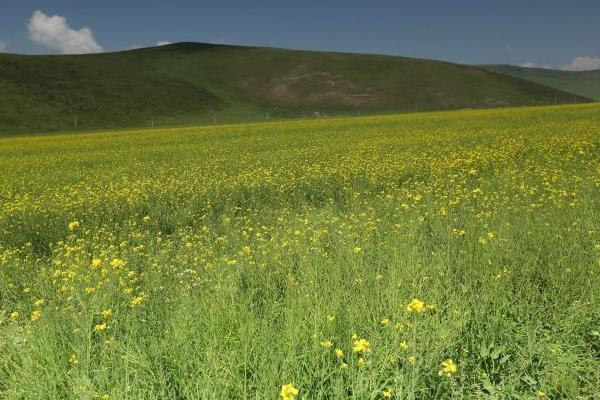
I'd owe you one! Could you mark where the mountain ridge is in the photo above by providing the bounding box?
[0,42,592,134]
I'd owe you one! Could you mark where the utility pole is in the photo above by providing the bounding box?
[213,111,216,124]
[151,117,154,129]
[74,114,77,129]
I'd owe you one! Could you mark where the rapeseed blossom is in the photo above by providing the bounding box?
[352,338,371,353]
[406,298,426,313]
[280,383,298,400]
[439,359,457,376]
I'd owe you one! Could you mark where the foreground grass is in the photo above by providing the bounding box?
[0,104,599,399]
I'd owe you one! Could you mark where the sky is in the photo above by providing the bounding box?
[1,0,600,70]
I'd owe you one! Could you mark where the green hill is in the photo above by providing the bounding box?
[0,42,591,134]
[483,64,600,101]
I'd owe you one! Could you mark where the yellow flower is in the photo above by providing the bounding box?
[399,340,409,350]
[352,338,371,353]
[69,354,78,365]
[341,362,348,369]
[131,293,147,307]
[335,348,344,358]
[380,318,390,326]
[321,340,333,349]
[353,246,362,254]
[406,298,426,314]
[90,258,102,268]
[110,258,126,269]
[395,322,405,331]
[280,383,299,400]
[93,323,108,332]
[407,356,416,365]
[326,314,336,322]
[10,311,19,320]
[101,309,113,319]
[357,357,366,366]
[143,215,151,222]
[30,310,41,322]
[439,358,458,377]
[536,390,546,398]
[68,221,80,231]
[34,299,44,307]
[381,389,392,398]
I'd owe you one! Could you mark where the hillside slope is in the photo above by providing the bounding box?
[483,64,600,101]
[0,43,590,134]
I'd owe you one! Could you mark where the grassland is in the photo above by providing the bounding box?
[1,104,599,399]
[0,43,589,135]
[483,65,600,101]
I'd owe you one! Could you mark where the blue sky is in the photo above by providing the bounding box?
[1,0,600,70]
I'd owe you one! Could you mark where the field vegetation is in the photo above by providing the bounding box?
[0,104,599,399]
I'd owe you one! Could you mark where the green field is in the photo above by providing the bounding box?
[1,104,599,399]
[0,43,590,135]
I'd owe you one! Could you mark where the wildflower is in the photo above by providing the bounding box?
[407,356,416,365]
[69,354,78,365]
[341,362,348,369]
[101,309,113,319]
[326,314,336,322]
[31,310,41,322]
[353,246,362,254]
[380,318,390,326]
[357,357,366,366]
[381,389,392,398]
[110,258,126,269]
[406,298,426,313]
[143,215,151,222]
[68,221,80,231]
[536,390,546,398]
[395,322,405,331]
[335,348,344,358]
[399,340,409,350]
[90,259,102,268]
[93,323,108,332]
[131,293,147,307]
[34,299,44,307]
[10,311,19,320]
[439,358,458,377]
[352,338,371,353]
[280,383,299,400]
[321,340,333,349]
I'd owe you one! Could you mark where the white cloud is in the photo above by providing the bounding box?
[561,56,600,71]
[0,41,7,52]
[520,62,553,69]
[156,40,171,46]
[28,10,103,54]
